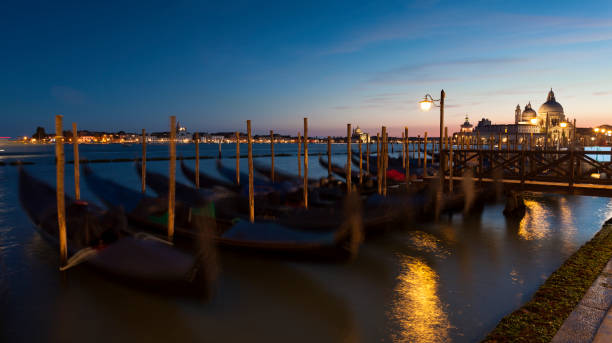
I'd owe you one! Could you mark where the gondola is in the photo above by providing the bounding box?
[174,163,404,233]
[19,167,210,295]
[85,164,357,260]
[253,161,316,184]
[318,156,360,183]
[180,159,240,192]
[215,159,300,196]
[352,153,435,179]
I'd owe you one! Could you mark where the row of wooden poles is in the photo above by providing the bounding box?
[54,114,429,266]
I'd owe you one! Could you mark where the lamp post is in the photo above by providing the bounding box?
[419,90,446,186]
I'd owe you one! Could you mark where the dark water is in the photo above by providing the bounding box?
[1,143,611,343]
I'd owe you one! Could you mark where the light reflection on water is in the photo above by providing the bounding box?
[518,199,552,240]
[388,256,450,343]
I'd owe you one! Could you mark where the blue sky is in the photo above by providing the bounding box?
[2,0,612,137]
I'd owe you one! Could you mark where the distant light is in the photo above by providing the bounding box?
[419,99,433,111]
[591,173,601,179]
[530,118,538,125]
[591,137,596,141]
[594,128,600,133]
[560,122,568,128]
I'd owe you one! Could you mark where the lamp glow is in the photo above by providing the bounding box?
[560,122,567,128]
[419,99,433,111]
[530,118,538,125]
[594,128,600,133]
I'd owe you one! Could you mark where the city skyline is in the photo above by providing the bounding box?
[2,1,612,137]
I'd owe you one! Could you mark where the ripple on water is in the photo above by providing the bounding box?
[403,231,451,259]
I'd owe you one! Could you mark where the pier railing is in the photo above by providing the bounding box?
[440,146,612,196]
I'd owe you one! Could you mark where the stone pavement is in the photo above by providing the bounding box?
[552,252,612,342]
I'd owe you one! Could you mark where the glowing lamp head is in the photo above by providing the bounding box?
[530,118,538,125]
[608,130,612,136]
[419,98,433,111]
[594,128,600,133]
[560,122,567,128]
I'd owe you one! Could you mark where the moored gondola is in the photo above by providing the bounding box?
[18,167,211,296]
[84,164,359,260]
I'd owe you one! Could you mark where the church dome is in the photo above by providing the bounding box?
[521,102,537,121]
[538,89,564,114]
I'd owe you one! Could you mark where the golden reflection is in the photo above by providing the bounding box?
[388,256,450,342]
[517,199,551,240]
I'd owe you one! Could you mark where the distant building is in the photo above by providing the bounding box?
[460,89,574,144]
[460,116,473,133]
[352,126,369,142]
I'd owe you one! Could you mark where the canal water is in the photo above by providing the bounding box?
[1,143,611,342]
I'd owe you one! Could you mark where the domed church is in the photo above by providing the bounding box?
[471,89,574,145]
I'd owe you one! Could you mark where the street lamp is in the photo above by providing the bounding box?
[419,90,446,183]
[419,96,434,111]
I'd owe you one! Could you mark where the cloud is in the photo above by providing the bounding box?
[593,91,612,96]
[366,57,527,85]
[51,86,88,105]
[316,9,612,56]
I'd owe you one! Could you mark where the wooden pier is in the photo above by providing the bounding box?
[429,144,612,197]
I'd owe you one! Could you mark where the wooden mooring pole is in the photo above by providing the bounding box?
[326,135,330,178]
[366,134,370,175]
[383,127,388,196]
[377,131,382,194]
[195,132,200,189]
[168,116,176,241]
[270,130,275,183]
[405,127,409,182]
[417,134,421,167]
[193,132,200,189]
[247,120,254,222]
[358,137,363,184]
[376,132,380,172]
[347,124,352,192]
[235,132,240,185]
[303,118,309,208]
[423,132,428,176]
[72,122,80,200]
[449,135,454,193]
[298,132,302,178]
[141,129,146,192]
[55,115,67,267]
[401,131,406,168]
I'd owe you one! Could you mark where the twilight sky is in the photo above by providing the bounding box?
[2,0,612,137]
